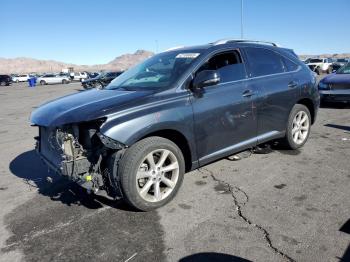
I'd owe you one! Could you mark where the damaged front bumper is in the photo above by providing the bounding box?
[35,125,124,199]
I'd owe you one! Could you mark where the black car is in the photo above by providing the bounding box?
[318,62,350,104]
[81,71,123,89]
[332,59,349,72]
[31,39,319,211]
[0,75,12,86]
[87,72,100,79]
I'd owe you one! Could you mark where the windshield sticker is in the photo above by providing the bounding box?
[176,53,200,59]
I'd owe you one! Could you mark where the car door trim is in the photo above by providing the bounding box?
[199,130,282,164]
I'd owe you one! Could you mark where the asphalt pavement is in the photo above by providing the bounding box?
[0,81,349,262]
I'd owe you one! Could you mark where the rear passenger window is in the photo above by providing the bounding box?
[245,47,285,77]
[283,57,299,72]
[197,50,246,83]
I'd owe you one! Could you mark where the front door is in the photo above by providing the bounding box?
[191,50,258,165]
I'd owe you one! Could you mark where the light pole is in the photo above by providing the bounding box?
[241,0,244,39]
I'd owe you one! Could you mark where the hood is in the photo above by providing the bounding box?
[322,73,350,84]
[31,88,152,127]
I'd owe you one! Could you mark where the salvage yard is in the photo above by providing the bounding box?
[0,82,349,262]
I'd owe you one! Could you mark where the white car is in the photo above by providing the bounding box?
[14,74,30,82]
[71,72,88,82]
[305,58,333,75]
[37,74,70,85]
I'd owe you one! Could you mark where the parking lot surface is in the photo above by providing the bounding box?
[0,82,349,262]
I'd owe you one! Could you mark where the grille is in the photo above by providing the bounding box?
[330,83,350,90]
[40,126,63,168]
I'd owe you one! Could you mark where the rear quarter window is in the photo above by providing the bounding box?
[283,57,299,72]
[245,47,285,77]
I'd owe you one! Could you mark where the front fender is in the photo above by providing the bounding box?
[99,92,197,163]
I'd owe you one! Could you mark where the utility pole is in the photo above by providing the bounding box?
[241,0,244,39]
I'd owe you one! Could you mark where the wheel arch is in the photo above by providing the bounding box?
[296,98,315,124]
[139,129,193,172]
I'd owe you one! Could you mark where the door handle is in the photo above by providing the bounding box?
[288,81,298,88]
[242,89,255,97]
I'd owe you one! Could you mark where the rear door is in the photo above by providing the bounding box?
[191,49,258,165]
[243,47,298,142]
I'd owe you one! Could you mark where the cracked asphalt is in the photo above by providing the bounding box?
[0,81,349,262]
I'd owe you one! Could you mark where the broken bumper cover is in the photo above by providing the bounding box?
[34,126,91,180]
[35,138,90,179]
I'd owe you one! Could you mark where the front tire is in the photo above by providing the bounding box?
[283,104,311,149]
[117,136,185,211]
[40,80,46,85]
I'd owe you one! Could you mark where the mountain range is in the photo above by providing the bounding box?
[0,50,349,74]
[0,50,154,74]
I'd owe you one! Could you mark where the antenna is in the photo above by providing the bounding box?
[241,0,244,39]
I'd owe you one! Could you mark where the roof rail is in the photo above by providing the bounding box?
[212,39,280,47]
[164,46,185,52]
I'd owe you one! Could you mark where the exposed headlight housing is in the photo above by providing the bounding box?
[97,132,125,150]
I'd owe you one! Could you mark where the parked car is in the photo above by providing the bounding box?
[318,62,350,104]
[31,39,319,211]
[305,58,333,75]
[331,58,349,72]
[81,71,123,89]
[14,74,31,82]
[87,72,100,79]
[71,72,88,82]
[11,74,19,82]
[0,75,12,86]
[37,74,70,85]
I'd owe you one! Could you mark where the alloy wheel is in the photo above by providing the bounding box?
[292,111,310,145]
[136,149,179,202]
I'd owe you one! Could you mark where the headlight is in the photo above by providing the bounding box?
[97,132,125,149]
[318,82,329,90]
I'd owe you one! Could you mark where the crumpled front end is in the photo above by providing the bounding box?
[35,119,125,198]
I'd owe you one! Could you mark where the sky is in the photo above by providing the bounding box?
[0,0,349,65]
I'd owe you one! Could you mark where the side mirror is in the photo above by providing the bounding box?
[192,70,220,89]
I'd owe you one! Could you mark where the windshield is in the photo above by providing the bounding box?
[106,50,203,91]
[308,59,323,63]
[337,63,350,74]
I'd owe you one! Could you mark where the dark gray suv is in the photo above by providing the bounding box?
[31,39,320,210]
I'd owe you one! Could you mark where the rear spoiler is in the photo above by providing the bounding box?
[282,48,298,58]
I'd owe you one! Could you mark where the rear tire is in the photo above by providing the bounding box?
[62,79,67,84]
[117,136,185,211]
[0,81,5,86]
[282,104,311,149]
[40,80,46,85]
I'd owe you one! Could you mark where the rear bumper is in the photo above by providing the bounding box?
[319,90,350,103]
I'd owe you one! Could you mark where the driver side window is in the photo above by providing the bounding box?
[197,50,246,83]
